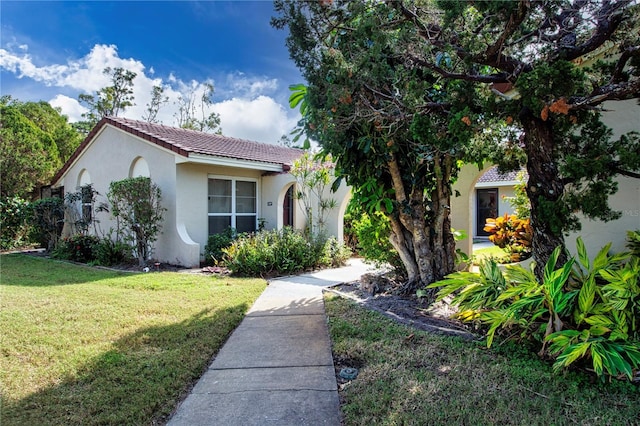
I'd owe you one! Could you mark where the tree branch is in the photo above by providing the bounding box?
[571,78,640,107]
[405,54,510,83]
[612,46,640,83]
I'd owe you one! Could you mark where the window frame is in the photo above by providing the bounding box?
[207,175,259,235]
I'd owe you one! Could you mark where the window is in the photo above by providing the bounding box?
[208,178,257,235]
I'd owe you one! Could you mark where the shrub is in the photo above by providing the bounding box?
[29,197,65,251]
[52,234,100,263]
[427,237,640,381]
[483,213,533,262]
[224,227,350,277]
[0,196,33,250]
[107,177,166,266]
[348,207,402,270]
[93,237,133,266]
[204,227,239,265]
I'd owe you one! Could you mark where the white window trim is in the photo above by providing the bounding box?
[207,175,260,233]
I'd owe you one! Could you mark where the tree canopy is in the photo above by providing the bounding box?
[274,0,490,291]
[0,96,82,198]
[75,67,137,134]
[274,0,640,280]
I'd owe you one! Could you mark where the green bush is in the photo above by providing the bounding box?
[204,227,239,265]
[348,207,402,270]
[29,197,65,251]
[93,237,133,266]
[223,227,350,277]
[0,196,33,250]
[52,234,100,263]
[427,237,640,381]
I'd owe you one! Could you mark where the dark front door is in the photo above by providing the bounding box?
[283,185,294,227]
[477,188,498,236]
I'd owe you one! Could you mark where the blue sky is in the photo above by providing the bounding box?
[0,1,303,144]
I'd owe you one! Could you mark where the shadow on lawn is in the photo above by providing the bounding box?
[2,303,249,426]
[1,253,134,287]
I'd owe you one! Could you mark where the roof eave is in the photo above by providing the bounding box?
[187,153,290,172]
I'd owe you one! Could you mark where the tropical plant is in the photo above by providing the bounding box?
[346,203,402,271]
[503,171,530,219]
[483,213,533,262]
[204,227,240,265]
[427,237,640,380]
[107,177,166,266]
[290,151,337,236]
[626,230,640,257]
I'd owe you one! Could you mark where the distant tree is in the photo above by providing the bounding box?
[76,67,137,133]
[0,96,73,198]
[143,85,169,123]
[12,98,82,161]
[174,82,222,133]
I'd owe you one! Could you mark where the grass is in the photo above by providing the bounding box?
[0,254,266,425]
[472,244,509,263]
[326,295,640,426]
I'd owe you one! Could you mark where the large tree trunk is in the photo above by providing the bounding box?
[521,112,569,278]
[386,154,457,297]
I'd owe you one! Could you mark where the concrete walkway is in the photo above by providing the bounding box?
[167,258,375,426]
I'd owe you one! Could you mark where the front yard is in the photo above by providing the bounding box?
[0,254,266,425]
[326,295,639,425]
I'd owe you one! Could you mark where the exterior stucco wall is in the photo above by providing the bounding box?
[55,125,184,264]
[176,163,263,264]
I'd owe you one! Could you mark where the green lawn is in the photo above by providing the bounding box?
[326,295,639,426]
[0,254,266,425]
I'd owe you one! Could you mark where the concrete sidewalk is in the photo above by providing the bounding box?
[167,258,375,426]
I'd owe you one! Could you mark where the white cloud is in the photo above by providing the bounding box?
[213,96,299,144]
[1,42,298,144]
[49,94,87,122]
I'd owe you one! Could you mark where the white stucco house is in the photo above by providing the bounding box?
[51,116,351,267]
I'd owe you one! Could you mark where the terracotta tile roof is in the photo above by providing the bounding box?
[53,116,304,184]
[477,165,527,183]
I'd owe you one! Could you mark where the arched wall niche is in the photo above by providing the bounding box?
[130,157,150,178]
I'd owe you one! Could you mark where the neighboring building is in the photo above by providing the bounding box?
[51,117,350,267]
[473,166,526,239]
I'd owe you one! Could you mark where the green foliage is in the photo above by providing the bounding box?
[92,236,133,266]
[428,237,640,380]
[626,230,640,257]
[204,227,239,265]
[345,200,402,270]
[174,82,222,133]
[483,213,533,262]
[52,234,101,263]
[224,227,350,277]
[0,196,33,250]
[290,151,337,235]
[0,100,60,198]
[77,67,137,132]
[28,197,65,251]
[107,177,166,266]
[503,171,530,219]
